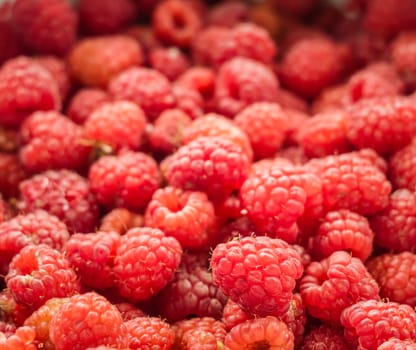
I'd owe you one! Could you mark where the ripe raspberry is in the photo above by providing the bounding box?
[69,35,143,88]
[211,236,303,317]
[63,231,120,290]
[49,292,128,350]
[109,67,175,121]
[79,0,137,35]
[89,151,161,211]
[234,102,288,160]
[207,1,248,27]
[175,66,215,100]
[125,317,174,350]
[370,189,416,252]
[113,227,182,301]
[0,326,36,350]
[67,88,111,125]
[309,209,374,261]
[389,141,416,191]
[284,109,309,147]
[11,0,78,55]
[378,339,416,350]
[166,136,250,203]
[171,84,204,120]
[250,157,294,176]
[19,169,100,233]
[5,244,80,310]
[0,154,27,198]
[149,47,190,81]
[222,299,251,331]
[0,56,61,128]
[152,0,202,48]
[341,300,416,349]
[300,251,380,324]
[279,37,345,98]
[19,111,91,173]
[214,57,280,117]
[99,208,143,235]
[301,325,349,350]
[0,210,69,275]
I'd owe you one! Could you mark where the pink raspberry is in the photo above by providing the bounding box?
[378,339,416,350]
[149,47,190,81]
[0,326,36,350]
[175,66,215,100]
[301,325,349,350]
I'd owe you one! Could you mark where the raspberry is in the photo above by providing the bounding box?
[0,289,32,327]
[19,169,100,233]
[275,88,309,113]
[79,0,137,35]
[166,136,250,203]
[222,299,251,331]
[284,109,309,147]
[0,326,36,350]
[309,209,374,261]
[279,37,345,98]
[207,1,248,27]
[0,56,61,128]
[49,292,128,350]
[213,57,280,117]
[211,236,303,317]
[109,67,176,121]
[113,227,182,301]
[67,88,111,125]
[250,157,294,176]
[301,325,349,350]
[370,189,416,252]
[300,251,380,324]
[0,154,27,198]
[89,151,161,211]
[391,31,416,89]
[171,84,204,120]
[11,0,78,55]
[389,141,416,191]
[114,303,145,321]
[234,102,288,160]
[312,84,346,114]
[306,152,391,215]
[378,339,416,350]
[175,67,215,100]
[5,244,80,310]
[282,293,307,348]
[99,208,143,235]
[0,210,69,275]
[152,0,202,48]
[69,35,143,88]
[84,101,147,152]
[63,231,120,290]
[149,47,190,81]
[341,300,416,349]
[19,111,90,173]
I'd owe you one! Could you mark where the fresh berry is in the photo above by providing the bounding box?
[114,302,145,321]
[99,208,143,235]
[0,153,27,198]
[389,142,416,191]
[175,66,215,100]
[171,84,204,119]
[378,339,416,350]
[301,325,349,350]
[149,47,190,81]
[222,299,251,331]
[0,325,36,350]
[391,31,416,89]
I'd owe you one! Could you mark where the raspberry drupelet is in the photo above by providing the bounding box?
[301,324,349,350]
[378,339,416,350]
[0,325,36,350]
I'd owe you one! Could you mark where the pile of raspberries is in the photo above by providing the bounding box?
[2,0,416,349]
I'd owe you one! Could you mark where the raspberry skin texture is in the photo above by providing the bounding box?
[378,339,416,350]
[389,142,416,191]
[340,300,416,350]
[0,325,37,350]
[109,67,176,121]
[89,151,161,211]
[309,209,374,261]
[0,56,61,128]
[113,227,182,301]
[49,292,128,350]
[19,169,100,233]
[0,154,27,199]
[69,35,143,88]
[213,57,280,118]
[367,252,416,307]
[5,244,80,310]
[11,0,78,55]
[149,47,190,81]
[301,325,349,350]
[19,111,91,173]
[99,208,143,235]
[166,136,250,203]
[234,102,288,160]
[224,316,294,350]
[211,236,303,317]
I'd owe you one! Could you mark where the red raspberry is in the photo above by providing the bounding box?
[166,136,250,203]
[63,231,120,290]
[211,236,303,317]
[378,339,416,350]
[225,317,294,350]
[49,292,128,350]
[156,252,227,322]
[11,0,78,55]
[19,111,90,173]
[67,88,111,125]
[84,101,147,152]
[113,227,182,301]
[69,35,143,88]
[171,84,204,120]
[301,325,349,350]
[125,317,174,350]
[0,326,36,350]
[79,0,137,35]
[149,47,190,81]
[279,37,345,98]
[309,209,374,261]
[89,151,161,211]
[109,67,175,121]
[207,1,248,27]
[341,300,416,349]
[367,252,416,307]
[250,157,294,176]
[389,142,416,191]
[175,66,215,100]
[306,152,391,215]
[0,154,27,198]
[234,102,288,160]
[353,148,388,173]
[282,293,307,348]
[391,31,416,89]
[99,208,143,235]
[152,0,202,48]
[0,56,61,128]
[370,189,416,252]
[222,299,251,331]
[284,109,309,147]
[213,57,280,117]
[5,244,80,310]
[0,210,69,275]
[19,169,100,233]
[300,251,380,324]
